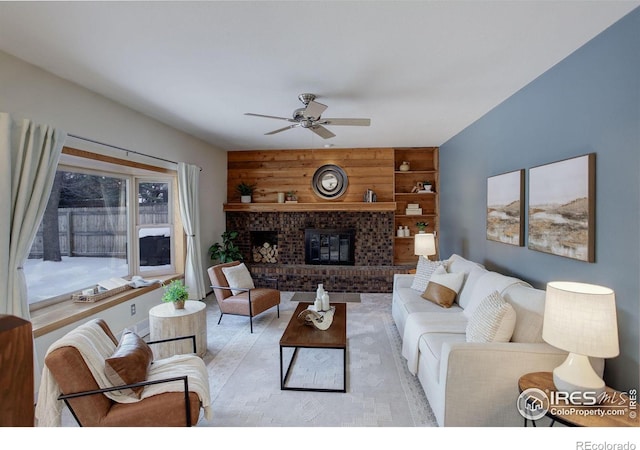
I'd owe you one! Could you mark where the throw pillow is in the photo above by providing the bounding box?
[410,257,448,292]
[221,262,255,295]
[421,271,465,308]
[104,330,154,398]
[466,291,517,343]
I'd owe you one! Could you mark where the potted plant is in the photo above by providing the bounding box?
[236,181,256,203]
[416,221,429,233]
[209,231,244,263]
[285,191,297,202]
[161,279,189,310]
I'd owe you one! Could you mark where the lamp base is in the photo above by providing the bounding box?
[553,352,605,404]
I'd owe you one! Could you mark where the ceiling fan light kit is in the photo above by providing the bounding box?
[245,93,370,139]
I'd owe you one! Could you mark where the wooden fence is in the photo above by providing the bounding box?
[28,204,168,259]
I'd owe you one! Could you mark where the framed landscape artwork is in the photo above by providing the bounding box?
[528,154,595,262]
[486,169,524,246]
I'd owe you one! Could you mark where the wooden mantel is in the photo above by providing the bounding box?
[223,202,396,212]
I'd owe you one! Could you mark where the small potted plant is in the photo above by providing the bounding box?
[285,191,297,203]
[236,181,256,203]
[161,279,190,310]
[416,221,429,233]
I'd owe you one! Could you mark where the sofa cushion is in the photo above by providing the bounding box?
[221,262,255,295]
[422,270,465,308]
[410,257,448,292]
[463,271,531,318]
[419,332,467,384]
[105,330,154,398]
[466,291,516,343]
[502,284,546,343]
[457,266,488,310]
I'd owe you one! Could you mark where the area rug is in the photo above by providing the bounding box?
[60,292,436,427]
[199,291,435,427]
[290,292,361,303]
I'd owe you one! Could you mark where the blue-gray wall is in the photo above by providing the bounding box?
[440,7,639,391]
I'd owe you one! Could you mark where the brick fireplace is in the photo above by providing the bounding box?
[225,211,410,293]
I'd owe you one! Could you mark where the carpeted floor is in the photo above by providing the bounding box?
[61,291,436,427]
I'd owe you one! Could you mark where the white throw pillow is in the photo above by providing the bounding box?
[421,270,465,308]
[221,263,255,295]
[466,291,516,343]
[410,257,448,292]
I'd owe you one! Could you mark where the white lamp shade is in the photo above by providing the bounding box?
[543,281,619,358]
[414,233,436,256]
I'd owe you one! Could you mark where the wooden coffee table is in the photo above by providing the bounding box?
[279,302,347,392]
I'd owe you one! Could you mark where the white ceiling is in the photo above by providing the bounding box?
[0,1,638,151]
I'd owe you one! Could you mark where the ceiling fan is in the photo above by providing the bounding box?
[245,93,370,139]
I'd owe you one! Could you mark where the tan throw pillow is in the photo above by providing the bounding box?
[421,271,465,308]
[105,330,154,398]
[466,291,517,343]
[221,262,255,295]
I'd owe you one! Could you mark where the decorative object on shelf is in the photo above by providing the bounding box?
[209,231,243,263]
[277,192,285,203]
[322,291,330,311]
[411,181,424,193]
[403,226,410,237]
[542,281,618,402]
[423,181,433,192]
[406,203,422,215]
[487,169,524,247]
[528,154,595,262]
[297,306,335,331]
[236,181,256,203]
[416,221,429,233]
[399,161,410,172]
[312,164,348,199]
[414,233,436,261]
[285,190,298,203]
[397,226,404,237]
[363,189,377,202]
[161,279,190,310]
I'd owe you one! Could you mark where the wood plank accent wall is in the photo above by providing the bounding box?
[226,148,395,204]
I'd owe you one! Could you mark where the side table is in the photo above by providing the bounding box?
[518,371,638,427]
[149,300,207,359]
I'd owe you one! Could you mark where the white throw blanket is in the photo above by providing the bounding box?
[401,312,468,375]
[36,319,212,426]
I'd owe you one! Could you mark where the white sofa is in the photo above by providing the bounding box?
[393,254,586,427]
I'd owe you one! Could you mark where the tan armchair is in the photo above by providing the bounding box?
[207,261,280,333]
[39,319,210,427]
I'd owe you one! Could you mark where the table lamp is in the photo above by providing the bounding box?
[414,233,436,260]
[542,281,619,402]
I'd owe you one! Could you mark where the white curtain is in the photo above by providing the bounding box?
[0,113,65,318]
[177,162,206,300]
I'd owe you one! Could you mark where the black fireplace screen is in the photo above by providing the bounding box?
[304,228,355,265]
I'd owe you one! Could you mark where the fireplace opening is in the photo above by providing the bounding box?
[305,228,355,265]
[250,231,278,263]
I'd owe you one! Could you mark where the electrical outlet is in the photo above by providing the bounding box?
[131,304,136,316]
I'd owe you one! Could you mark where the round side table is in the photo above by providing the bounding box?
[149,300,207,359]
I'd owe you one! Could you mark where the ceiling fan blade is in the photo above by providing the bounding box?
[265,124,299,135]
[320,118,371,126]
[245,113,294,122]
[310,125,336,139]
[303,100,328,119]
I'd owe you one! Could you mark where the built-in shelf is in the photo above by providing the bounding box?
[223,202,397,212]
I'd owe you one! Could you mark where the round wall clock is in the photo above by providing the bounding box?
[312,164,348,199]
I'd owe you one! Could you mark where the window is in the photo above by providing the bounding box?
[25,151,178,308]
